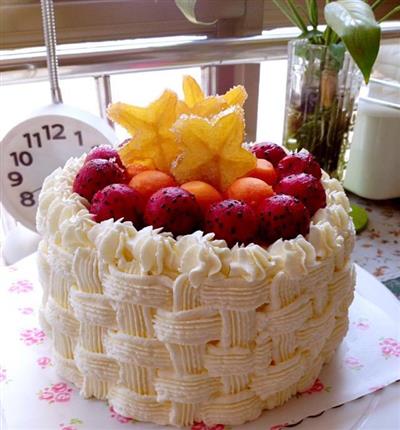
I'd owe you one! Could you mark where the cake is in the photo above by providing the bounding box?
[36,77,355,427]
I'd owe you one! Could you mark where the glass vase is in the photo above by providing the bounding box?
[283,39,363,179]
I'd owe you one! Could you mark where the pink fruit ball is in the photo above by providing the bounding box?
[277,151,322,179]
[85,145,124,168]
[73,159,126,202]
[144,187,201,237]
[258,194,310,244]
[90,183,143,225]
[275,173,326,216]
[204,199,257,247]
[251,142,287,167]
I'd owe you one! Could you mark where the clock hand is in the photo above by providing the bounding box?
[32,187,42,194]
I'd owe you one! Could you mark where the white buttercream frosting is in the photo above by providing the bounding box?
[269,236,315,278]
[37,154,355,427]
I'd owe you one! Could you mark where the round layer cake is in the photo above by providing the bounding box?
[37,156,355,427]
[36,76,355,426]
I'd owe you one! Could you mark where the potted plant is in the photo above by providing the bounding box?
[276,0,399,179]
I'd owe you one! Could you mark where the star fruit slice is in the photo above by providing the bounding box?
[107,90,180,172]
[172,106,256,191]
[180,75,248,118]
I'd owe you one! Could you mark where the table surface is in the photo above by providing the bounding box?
[348,193,400,297]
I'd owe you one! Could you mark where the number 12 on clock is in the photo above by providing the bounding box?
[21,124,84,148]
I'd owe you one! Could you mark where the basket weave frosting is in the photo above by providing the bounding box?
[37,156,355,427]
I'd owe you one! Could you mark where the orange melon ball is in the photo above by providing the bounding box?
[129,170,176,201]
[181,181,222,212]
[225,177,274,208]
[247,158,277,185]
[126,163,151,180]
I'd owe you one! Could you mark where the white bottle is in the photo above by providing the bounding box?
[344,85,400,199]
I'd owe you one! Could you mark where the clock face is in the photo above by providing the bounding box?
[1,108,117,231]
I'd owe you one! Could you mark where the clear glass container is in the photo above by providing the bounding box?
[283,39,363,179]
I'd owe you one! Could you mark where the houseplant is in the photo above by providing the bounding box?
[277,0,399,178]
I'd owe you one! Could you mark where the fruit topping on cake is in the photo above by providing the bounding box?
[71,76,328,247]
[180,181,222,214]
[125,162,152,180]
[181,75,247,118]
[258,194,310,244]
[85,145,124,168]
[277,150,322,179]
[108,90,180,172]
[204,199,257,247]
[144,187,201,236]
[251,142,287,166]
[225,177,274,209]
[72,158,126,201]
[128,170,176,202]
[275,173,326,216]
[90,184,143,224]
[247,158,278,185]
[171,106,256,191]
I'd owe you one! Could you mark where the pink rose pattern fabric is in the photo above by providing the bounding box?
[109,406,134,424]
[37,356,52,369]
[0,367,7,383]
[379,338,400,358]
[20,328,46,346]
[350,194,400,282]
[344,356,364,370]
[59,418,83,430]
[297,378,331,396]
[192,423,225,430]
[38,382,74,404]
[8,280,33,293]
[352,318,370,331]
[18,306,34,315]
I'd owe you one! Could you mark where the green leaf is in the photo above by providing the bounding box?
[306,0,319,27]
[273,0,305,30]
[286,0,308,33]
[328,41,346,70]
[324,0,381,83]
[174,0,217,25]
[300,28,325,44]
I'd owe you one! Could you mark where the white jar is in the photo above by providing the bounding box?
[344,81,400,200]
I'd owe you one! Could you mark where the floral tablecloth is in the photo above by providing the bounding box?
[1,254,399,430]
[349,194,400,297]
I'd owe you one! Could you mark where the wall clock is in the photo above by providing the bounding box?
[1,104,117,231]
[0,0,118,232]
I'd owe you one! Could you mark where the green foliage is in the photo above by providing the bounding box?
[327,41,346,71]
[306,0,319,28]
[273,0,398,83]
[324,0,380,82]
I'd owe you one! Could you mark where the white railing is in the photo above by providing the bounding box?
[2,24,399,84]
